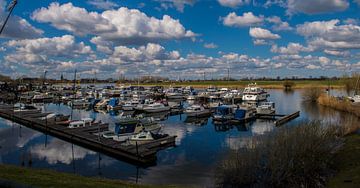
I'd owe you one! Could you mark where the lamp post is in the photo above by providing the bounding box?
[0,0,18,35]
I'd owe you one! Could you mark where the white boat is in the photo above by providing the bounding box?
[134,99,155,111]
[68,118,93,128]
[143,103,170,113]
[206,85,217,93]
[32,93,53,102]
[122,100,139,111]
[349,95,360,103]
[68,99,90,107]
[165,87,184,99]
[242,83,269,101]
[187,95,196,100]
[184,105,211,117]
[256,102,275,114]
[14,105,40,112]
[129,131,154,145]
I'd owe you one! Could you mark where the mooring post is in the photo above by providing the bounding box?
[136,141,139,157]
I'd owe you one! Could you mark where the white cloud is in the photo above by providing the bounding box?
[249,27,280,39]
[87,0,119,10]
[323,49,350,57]
[222,12,264,27]
[297,19,360,51]
[5,35,93,64]
[0,0,43,39]
[204,43,218,49]
[271,43,313,54]
[112,43,180,62]
[32,3,197,45]
[154,0,196,12]
[218,0,251,8]
[287,0,349,15]
[266,16,293,31]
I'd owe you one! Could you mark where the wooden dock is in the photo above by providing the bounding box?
[0,104,176,166]
[274,111,300,126]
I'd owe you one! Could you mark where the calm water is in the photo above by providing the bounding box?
[0,89,357,186]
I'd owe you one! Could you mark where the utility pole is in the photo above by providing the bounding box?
[203,72,206,81]
[0,0,18,35]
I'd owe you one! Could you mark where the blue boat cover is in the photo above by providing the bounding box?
[108,98,119,107]
[234,109,246,120]
[215,106,231,115]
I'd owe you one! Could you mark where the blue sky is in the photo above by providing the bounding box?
[0,0,360,79]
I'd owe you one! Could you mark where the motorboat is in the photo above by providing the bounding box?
[187,95,196,100]
[184,105,211,117]
[32,93,53,102]
[129,131,154,145]
[206,85,217,93]
[68,99,90,108]
[107,98,121,111]
[68,118,94,128]
[213,105,236,122]
[122,100,138,111]
[134,99,155,111]
[14,104,40,112]
[143,103,170,113]
[242,83,269,101]
[256,102,275,114]
[349,95,360,103]
[39,113,70,122]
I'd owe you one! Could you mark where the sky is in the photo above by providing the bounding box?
[0,0,360,80]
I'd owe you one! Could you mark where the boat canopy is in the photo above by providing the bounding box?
[215,105,232,115]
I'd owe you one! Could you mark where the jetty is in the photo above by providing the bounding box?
[256,111,300,126]
[0,104,176,166]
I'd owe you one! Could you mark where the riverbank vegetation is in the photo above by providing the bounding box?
[318,94,360,117]
[0,164,171,188]
[216,121,359,187]
[301,87,323,102]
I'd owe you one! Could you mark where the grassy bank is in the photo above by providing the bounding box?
[318,94,360,117]
[0,164,172,188]
[136,80,343,89]
[328,134,360,188]
[215,121,347,187]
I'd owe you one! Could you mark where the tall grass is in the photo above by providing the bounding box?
[341,73,360,95]
[216,121,347,188]
[318,94,360,121]
[283,80,295,90]
[302,87,323,102]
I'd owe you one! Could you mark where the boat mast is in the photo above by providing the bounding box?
[0,0,18,35]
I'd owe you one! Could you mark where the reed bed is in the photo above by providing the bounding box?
[318,94,360,133]
[216,121,348,188]
[302,87,323,102]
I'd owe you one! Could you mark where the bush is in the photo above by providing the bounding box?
[302,87,323,102]
[283,80,295,90]
[216,121,345,188]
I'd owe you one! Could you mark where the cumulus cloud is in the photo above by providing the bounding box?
[323,49,350,57]
[0,0,43,39]
[203,43,218,49]
[87,0,119,10]
[266,16,292,31]
[271,43,313,54]
[297,19,360,51]
[5,35,93,65]
[265,0,349,15]
[287,0,349,15]
[222,12,264,27]
[218,0,251,8]
[153,0,196,12]
[111,43,181,62]
[31,3,197,45]
[249,27,280,39]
